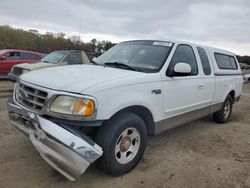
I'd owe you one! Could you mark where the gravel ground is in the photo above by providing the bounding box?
[0,80,14,90]
[0,83,250,188]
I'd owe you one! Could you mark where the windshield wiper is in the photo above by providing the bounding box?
[104,62,136,71]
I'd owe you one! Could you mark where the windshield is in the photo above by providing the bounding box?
[40,51,67,64]
[0,50,7,55]
[94,41,173,72]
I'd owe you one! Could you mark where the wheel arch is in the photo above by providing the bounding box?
[228,90,235,102]
[108,105,155,136]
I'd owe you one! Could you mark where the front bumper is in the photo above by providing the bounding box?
[7,99,103,181]
[8,72,19,82]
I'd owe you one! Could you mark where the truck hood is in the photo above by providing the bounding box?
[15,62,55,70]
[20,64,140,93]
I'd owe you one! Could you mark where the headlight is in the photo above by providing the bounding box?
[49,95,96,117]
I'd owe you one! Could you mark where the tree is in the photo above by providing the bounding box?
[0,25,116,53]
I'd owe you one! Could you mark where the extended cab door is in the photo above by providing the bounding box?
[161,44,215,119]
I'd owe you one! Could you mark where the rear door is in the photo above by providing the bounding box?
[196,46,215,107]
[20,52,41,63]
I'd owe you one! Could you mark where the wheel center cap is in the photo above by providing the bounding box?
[120,137,131,152]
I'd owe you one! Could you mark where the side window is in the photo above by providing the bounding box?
[214,53,238,70]
[5,52,21,60]
[229,56,237,69]
[86,53,96,61]
[168,44,198,75]
[197,47,211,75]
[64,53,83,65]
[21,52,39,60]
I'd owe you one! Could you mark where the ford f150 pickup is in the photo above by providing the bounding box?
[7,40,243,181]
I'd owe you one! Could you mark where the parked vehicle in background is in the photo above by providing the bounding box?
[86,52,102,61]
[245,64,250,69]
[7,40,243,181]
[243,74,250,82]
[239,63,246,69]
[8,50,90,81]
[0,49,44,77]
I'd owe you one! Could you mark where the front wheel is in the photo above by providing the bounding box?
[213,95,233,123]
[95,112,147,176]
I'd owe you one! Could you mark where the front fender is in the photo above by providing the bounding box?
[93,83,163,122]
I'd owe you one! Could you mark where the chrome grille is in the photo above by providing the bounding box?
[15,83,48,111]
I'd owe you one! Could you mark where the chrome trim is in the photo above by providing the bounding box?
[36,116,102,163]
[15,82,48,111]
[18,86,47,99]
[214,73,242,76]
[7,99,103,181]
[14,80,98,121]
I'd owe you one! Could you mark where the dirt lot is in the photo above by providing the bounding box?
[0,82,250,188]
[0,80,14,89]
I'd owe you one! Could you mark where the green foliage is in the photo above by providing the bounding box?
[236,55,250,65]
[0,25,116,53]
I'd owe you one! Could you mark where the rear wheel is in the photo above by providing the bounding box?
[213,95,233,123]
[95,112,147,176]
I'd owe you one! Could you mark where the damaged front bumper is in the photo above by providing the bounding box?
[7,99,103,181]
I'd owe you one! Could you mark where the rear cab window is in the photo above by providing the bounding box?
[197,47,211,75]
[214,53,238,70]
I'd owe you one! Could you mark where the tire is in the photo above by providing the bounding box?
[95,112,147,176]
[213,95,233,123]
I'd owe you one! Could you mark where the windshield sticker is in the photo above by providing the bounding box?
[153,41,173,47]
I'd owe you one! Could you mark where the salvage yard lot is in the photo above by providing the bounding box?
[0,83,250,188]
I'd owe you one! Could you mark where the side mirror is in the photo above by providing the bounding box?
[167,62,192,77]
[0,55,6,61]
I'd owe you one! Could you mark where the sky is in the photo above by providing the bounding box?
[0,0,249,55]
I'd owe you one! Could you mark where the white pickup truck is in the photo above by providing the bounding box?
[7,40,243,181]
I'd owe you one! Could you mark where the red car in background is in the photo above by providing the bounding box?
[0,49,44,76]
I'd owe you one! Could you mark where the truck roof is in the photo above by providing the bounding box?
[121,40,236,56]
[52,50,84,53]
[0,49,44,55]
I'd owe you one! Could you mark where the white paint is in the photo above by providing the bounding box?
[19,40,243,123]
